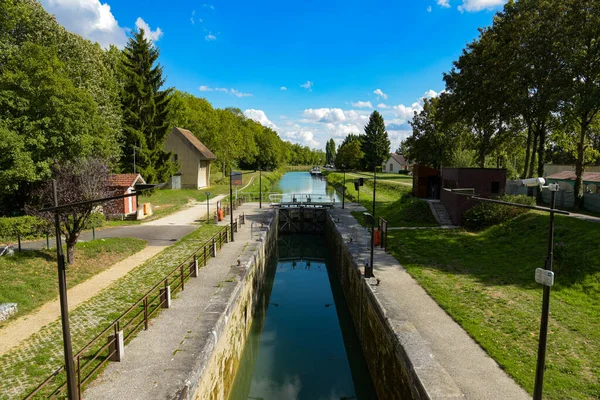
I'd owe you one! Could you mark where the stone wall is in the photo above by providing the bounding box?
[188,211,278,400]
[325,211,461,400]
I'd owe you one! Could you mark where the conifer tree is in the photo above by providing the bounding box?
[362,110,390,170]
[120,29,177,183]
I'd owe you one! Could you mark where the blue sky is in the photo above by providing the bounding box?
[40,0,507,150]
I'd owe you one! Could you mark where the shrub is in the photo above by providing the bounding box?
[84,212,106,229]
[0,216,51,241]
[463,194,536,230]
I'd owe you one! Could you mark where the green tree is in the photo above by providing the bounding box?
[325,138,336,165]
[335,140,364,170]
[362,111,390,170]
[120,29,176,183]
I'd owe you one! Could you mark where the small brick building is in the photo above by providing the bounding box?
[412,164,441,198]
[107,173,146,216]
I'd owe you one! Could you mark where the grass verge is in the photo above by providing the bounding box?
[326,172,437,227]
[0,224,222,399]
[387,212,600,399]
[0,238,146,327]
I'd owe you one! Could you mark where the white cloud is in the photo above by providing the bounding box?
[231,89,252,98]
[199,86,252,97]
[373,88,388,100]
[377,103,389,109]
[427,6,433,12]
[423,89,439,99]
[458,0,507,12]
[244,109,276,129]
[351,101,373,108]
[203,3,215,9]
[191,10,195,24]
[437,0,451,8]
[300,81,314,91]
[392,102,423,120]
[205,32,216,41]
[280,86,288,91]
[135,17,163,43]
[39,0,128,48]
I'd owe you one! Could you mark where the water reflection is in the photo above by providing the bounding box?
[276,172,340,203]
[228,235,377,400]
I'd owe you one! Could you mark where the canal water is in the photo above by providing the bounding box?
[275,171,341,203]
[228,173,377,400]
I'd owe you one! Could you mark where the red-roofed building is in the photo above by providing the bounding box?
[107,173,146,216]
[164,127,217,189]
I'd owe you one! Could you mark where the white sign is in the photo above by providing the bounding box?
[535,268,554,287]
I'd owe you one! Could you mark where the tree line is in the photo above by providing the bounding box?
[401,0,600,208]
[0,0,324,214]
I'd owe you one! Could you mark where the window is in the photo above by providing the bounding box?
[491,181,500,194]
[390,163,393,171]
[173,153,179,162]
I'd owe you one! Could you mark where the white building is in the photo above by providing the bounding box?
[164,127,217,189]
[382,153,410,173]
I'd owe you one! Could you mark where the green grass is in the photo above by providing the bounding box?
[0,224,223,399]
[387,213,600,399]
[326,172,437,227]
[0,238,146,327]
[105,171,260,226]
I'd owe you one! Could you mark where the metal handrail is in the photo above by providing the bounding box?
[24,225,230,399]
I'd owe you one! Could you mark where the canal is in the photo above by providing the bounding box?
[275,171,341,203]
[228,172,377,400]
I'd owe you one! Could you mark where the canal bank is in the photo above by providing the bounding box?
[326,203,530,400]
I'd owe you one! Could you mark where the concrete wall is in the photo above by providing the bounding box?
[325,213,456,400]
[165,132,204,189]
[187,213,278,400]
[440,189,475,226]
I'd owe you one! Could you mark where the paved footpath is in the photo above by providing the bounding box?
[0,195,227,356]
[331,203,530,400]
[84,204,270,400]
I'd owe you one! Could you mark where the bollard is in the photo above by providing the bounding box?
[191,255,199,277]
[212,238,217,257]
[92,226,96,240]
[160,286,171,308]
[46,233,50,249]
[214,213,218,224]
[17,232,21,252]
[108,330,124,361]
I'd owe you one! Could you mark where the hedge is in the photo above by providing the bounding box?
[0,213,106,242]
[463,194,536,230]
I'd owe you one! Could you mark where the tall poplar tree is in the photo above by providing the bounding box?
[120,29,177,183]
[362,111,390,170]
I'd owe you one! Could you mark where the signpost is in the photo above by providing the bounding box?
[206,192,211,223]
[229,171,244,242]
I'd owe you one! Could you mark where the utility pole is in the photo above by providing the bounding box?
[229,170,234,242]
[342,165,346,209]
[259,169,262,209]
[52,180,78,400]
[372,165,377,220]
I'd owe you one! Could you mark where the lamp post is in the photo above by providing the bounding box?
[259,169,262,209]
[363,212,375,278]
[229,171,234,242]
[342,164,346,209]
[372,165,377,220]
[52,180,78,400]
[206,192,211,223]
[532,181,559,400]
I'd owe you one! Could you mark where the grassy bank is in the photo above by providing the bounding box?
[0,224,222,399]
[387,213,600,399]
[0,238,146,327]
[326,172,437,227]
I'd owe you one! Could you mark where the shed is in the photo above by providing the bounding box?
[412,164,441,198]
[107,173,146,216]
[441,168,507,196]
[382,153,411,173]
[546,171,600,194]
[164,127,217,189]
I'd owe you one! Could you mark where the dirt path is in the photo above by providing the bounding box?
[0,191,235,355]
[0,245,166,355]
